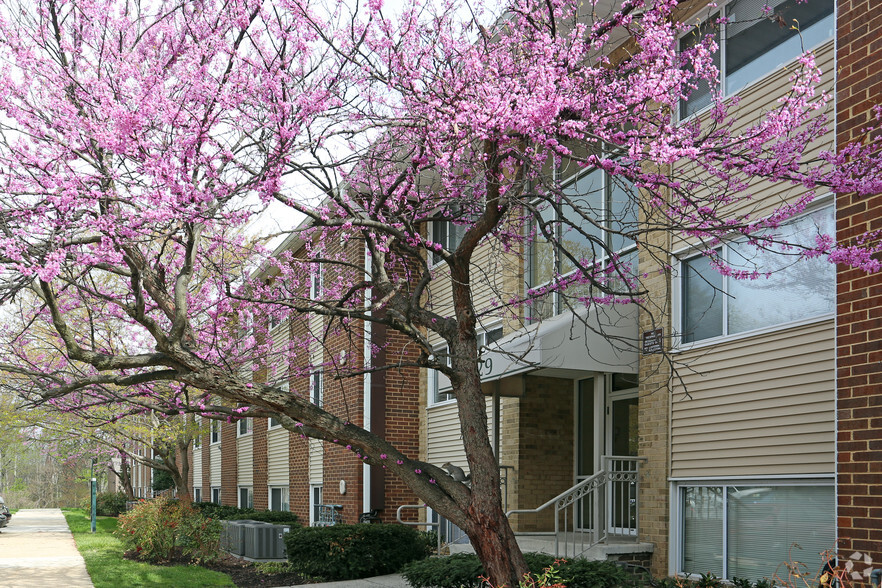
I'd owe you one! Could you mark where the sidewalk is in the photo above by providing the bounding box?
[0,508,94,587]
[290,573,411,587]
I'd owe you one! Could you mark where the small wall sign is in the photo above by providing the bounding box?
[642,328,664,354]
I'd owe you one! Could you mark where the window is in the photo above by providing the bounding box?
[270,486,289,512]
[193,487,202,503]
[310,371,323,408]
[210,420,221,445]
[238,417,253,437]
[528,167,637,320]
[680,0,834,118]
[431,220,468,265]
[678,483,833,582]
[238,486,253,509]
[310,485,323,526]
[211,487,221,504]
[679,205,834,344]
[269,416,280,428]
[310,262,323,299]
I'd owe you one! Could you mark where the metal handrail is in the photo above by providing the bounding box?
[506,455,646,558]
[396,504,442,554]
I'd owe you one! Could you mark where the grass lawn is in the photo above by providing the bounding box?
[62,509,235,587]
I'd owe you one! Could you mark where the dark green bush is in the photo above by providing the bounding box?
[190,501,254,520]
[556,559,634,588]
[95,491,128,517]
[401,553,636,588]
[284,523,432,581]
[227,510,299,526]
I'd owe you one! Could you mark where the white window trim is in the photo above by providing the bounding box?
[238,486,254,509]
[193,487,202,503]
[209,420,221,445]
[269,486,290,512]
[211,487,221,504]
[668,477,835,580]
[310,371,323,408]
[237,417,253,437]
[671,199,834,351]
[428,325,503,406]
[677,0,835,121]
[310,262,323,299]
[309,484,323,526]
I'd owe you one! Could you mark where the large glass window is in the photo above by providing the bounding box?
[680,205,834,344]
[238,486,253,509]
[528,168,637,320]
[680,484,834,582]
[238,417,253,436]
[210,420,221,445]
[680,0,834,118]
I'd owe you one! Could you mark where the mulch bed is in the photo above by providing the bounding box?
[125,551,312,587]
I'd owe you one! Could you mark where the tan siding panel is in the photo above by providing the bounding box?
[237,435,254,486]
[267,427,290,486]
[425,398,494,475]
[671,321,834,478]
[210,444,222,487]
[192,450,202,488]
[309,439,323,485]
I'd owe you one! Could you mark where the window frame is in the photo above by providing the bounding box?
[193,487,202,503]
[211,487,221,505]
[428,325,504,406]
[670,477,834,581]
[310,371,323,408]
[238,486,254,509]
[309,484,323,526]
[310,262,323,299]
[672,201,834,349]
[677,0,835,120]
[210,419,221,445]
[269,486,290,512]
[237,417,253,437]
[526,165,638,320]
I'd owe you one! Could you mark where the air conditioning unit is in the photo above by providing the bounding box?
[241,522,292,560]
[220,520,258,556]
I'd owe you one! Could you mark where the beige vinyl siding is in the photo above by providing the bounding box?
[426,396,498,473]
[671,319,834,478]
[309,439,323,485]
[237,434,253,486]
[266,426,289,486]
[427,241,518,348]
[192,447,202,486]
[210,444,222,488]
[269,320,289,384]
[671,40,835,252]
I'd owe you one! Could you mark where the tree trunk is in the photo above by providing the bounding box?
[450,338,529,586]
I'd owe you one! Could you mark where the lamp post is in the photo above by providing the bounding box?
[90,458,96,533]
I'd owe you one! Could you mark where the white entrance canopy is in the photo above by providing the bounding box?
[438,303,639,396]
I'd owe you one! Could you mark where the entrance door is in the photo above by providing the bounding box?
[607,387,638,533]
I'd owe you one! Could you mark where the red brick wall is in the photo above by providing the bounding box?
[836,0,882,567]
[221,422,238,506]
[253,417,269,510]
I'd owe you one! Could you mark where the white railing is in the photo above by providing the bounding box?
[506,456,645,558]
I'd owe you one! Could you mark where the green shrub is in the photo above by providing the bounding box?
[401,553,636,588]
[284,523,432,581]
[116,496,222,563]
[94,491,128,517]
[227,510,299,526]
[556,559,634,588]
[190,501,254,520]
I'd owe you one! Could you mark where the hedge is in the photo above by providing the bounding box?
[284,523,432,581]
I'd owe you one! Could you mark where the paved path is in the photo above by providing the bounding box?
[290,573,410,587]
[0,508,94,587]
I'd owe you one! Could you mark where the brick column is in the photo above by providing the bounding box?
[221,422,238,506]
[835,0,882,568]
[253,417,269,510]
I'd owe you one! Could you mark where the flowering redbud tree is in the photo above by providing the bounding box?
[0,0,880,584]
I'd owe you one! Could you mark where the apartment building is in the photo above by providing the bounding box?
[187,0,881,583]
[188,223,420,525]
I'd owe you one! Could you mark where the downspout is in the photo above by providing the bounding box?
[363,243,372,515]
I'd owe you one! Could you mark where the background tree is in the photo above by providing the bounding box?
[0,0,879,584]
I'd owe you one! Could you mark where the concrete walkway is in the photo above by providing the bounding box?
[290,573,410,587]
[0,508,94,587]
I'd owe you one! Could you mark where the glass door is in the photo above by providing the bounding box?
[607,388,638,534]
